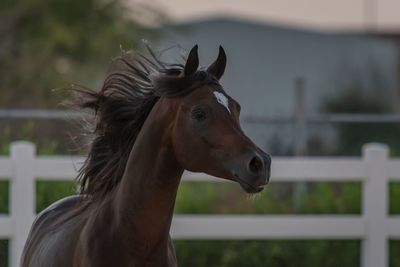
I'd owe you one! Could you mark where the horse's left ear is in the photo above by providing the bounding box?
[207,46,226,80]
[184,45,199,77]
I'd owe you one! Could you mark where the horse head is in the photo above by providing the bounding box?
[156,45,271,193]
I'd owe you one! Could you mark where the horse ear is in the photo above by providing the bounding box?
[207,46,226,80]
[184,45,199,77]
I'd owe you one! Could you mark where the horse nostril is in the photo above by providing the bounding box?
[248,155,264,175]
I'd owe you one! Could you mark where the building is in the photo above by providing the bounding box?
[153,17,400,154]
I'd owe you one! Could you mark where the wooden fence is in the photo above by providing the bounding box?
[0,142,399,267]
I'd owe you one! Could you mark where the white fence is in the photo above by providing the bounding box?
[0,141,399,267]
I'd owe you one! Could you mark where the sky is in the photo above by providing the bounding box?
[131,0,400,32]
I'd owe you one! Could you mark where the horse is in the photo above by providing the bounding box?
[21,45,271,267]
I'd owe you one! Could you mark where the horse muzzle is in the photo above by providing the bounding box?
[230,150,271,193]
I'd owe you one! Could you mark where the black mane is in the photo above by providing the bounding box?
[72,47,217,198]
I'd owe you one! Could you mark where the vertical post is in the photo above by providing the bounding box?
[294,77,307,156]
[362,143,388,267]
[293,78,307,211]
[10,142,36,267]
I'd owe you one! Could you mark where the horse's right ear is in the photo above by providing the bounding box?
[183,45,199,77]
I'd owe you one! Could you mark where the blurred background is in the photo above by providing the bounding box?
[1,0,400,266]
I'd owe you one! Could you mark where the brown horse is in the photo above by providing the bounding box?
[21,45,271,267]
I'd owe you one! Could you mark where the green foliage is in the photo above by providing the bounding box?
[321,89,400,156]
[0,182,9,214]
[0,240,8,267]
[175,182,361,214]
[390,182,400,214]
[0,126,11,156]
[0,181,8,266]
[0,0,157,108]
[391,240,400,267]
[36,181,75,212]
[174,182,400,267]
[297,183,361,214]
[174,240,360,267]
[0,120,84,155]
[322,89,389,114]
[0,180,398,266]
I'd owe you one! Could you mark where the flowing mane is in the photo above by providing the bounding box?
[72,47,217,199]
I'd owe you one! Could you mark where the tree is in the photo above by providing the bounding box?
[0,0,159,107]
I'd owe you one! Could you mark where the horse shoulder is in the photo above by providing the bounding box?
[21,195,90,267]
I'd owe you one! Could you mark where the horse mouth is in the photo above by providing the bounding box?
[233,174,265,194]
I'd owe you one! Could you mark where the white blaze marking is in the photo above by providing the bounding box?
[213,91,231,114]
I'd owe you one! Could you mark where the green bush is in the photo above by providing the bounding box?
[0,177,397,266]
[36,181,75,213]
[0,240,8,267]
[175,182,361,214]
[174,181,395,266]
[391,240,400,267]
[175,181,397,267]
[174,240,360,267]
[0,182,9,214]
[321,89,400,156]
[390,182,400,214]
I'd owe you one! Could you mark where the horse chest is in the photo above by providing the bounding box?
[82,231,177,267]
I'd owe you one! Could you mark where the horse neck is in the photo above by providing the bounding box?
[112,100,183,252]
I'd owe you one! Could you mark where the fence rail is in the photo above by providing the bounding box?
[2,109,400,123]
[0,141,399,267]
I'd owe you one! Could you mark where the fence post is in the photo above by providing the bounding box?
[293,77,307,156]
[10,142,36,267]
[293,77,308,211]
[362,143,388,267]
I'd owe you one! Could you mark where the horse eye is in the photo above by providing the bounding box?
[191,107,207,121]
